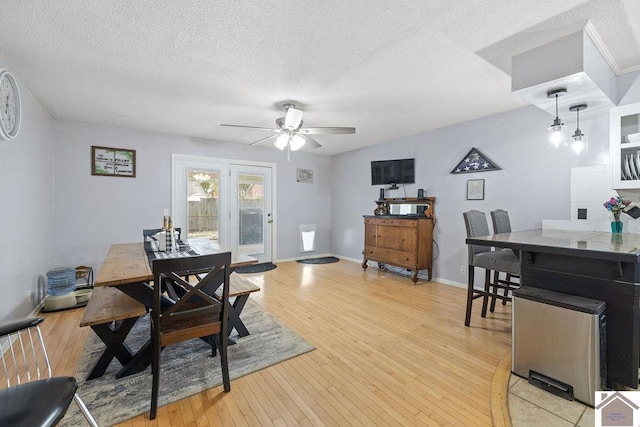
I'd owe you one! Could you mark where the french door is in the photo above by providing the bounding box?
[230,164,273,263]
[172,155,275,263]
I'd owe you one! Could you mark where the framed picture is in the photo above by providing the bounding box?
[91,146,136,177]
[467,179,485,200]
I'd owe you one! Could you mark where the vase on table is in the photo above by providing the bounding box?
[611,213,623,234]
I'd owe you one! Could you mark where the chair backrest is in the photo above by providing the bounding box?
[462,210,491,264]
[0,317,50,388]
[491,209,512,234]
[151,252,231,346]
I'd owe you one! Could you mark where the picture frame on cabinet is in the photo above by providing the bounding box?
[467,179,484,200]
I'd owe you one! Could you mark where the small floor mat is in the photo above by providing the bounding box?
[297,256,340,264]
[235,262,277,274]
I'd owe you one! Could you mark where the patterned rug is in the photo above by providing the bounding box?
[60,301,314,426]
[234,262,277,273]
[297,256,340,264]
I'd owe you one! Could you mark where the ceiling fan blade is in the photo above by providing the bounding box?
[221,124,282,132]
[249,134,279,146]
[298,127,356,135]
[284,107,303,130]
[298,133,322,149]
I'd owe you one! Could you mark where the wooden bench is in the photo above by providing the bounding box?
[80,287,147,380]
[228,274,260,337]
[80,274,259,380]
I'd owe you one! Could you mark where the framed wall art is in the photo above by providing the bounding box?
[91,146,136,177]
[467,179,485,200]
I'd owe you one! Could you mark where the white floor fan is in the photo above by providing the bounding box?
[221,103,355,159]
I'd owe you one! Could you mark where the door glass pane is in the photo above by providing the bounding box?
[187,169,219,242]
[238,173,264,254]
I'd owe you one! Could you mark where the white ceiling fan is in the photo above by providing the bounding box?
[221,103,355,157]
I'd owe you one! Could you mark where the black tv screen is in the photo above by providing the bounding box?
[371,158,415,185]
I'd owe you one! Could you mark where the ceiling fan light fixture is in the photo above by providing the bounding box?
[289,134,305,151]
[283,105,303,130]
[274,134,288,150]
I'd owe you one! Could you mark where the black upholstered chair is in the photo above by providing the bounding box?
[0,317,98,426]
[462,210,520,326]
[149,252,232,419]
[490,209,521,310]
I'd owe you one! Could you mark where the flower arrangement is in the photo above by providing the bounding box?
[603,196,630,222]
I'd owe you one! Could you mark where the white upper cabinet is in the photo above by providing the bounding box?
[611,102,640,189]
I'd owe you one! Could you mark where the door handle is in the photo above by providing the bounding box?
[267,212,273,223]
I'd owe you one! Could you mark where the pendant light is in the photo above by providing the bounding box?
[569,103,587,154]
[546,88,567,147]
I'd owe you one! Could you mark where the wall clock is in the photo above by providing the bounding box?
[0,69,21,140]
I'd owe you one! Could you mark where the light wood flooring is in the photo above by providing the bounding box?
[41,260,512,426]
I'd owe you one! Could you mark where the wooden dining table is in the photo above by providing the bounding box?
[85,238,259,379]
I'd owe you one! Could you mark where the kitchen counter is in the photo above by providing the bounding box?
[467,228,640,389]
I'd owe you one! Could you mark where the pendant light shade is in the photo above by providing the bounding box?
[289,134,305,151]
[546,88,567,147]
[570,103,588,154]
[274,134,288,150]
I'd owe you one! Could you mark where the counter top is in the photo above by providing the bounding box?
[467,229,640,263]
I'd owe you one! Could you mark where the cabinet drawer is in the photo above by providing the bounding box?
[364,246,416,266]
[365,217,417,227]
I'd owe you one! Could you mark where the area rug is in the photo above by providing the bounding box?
[234,262,277,273]
[297,256,340,264]
[60,301,314,426]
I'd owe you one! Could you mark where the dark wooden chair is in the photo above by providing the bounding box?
[0,317,98,426]
[149,252,232,420]
[462,210,520,326]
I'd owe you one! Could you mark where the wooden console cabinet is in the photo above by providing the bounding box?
[361,198,435,284]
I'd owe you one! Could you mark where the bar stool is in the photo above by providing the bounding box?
[490,209,521,311]
[463,210,520,326]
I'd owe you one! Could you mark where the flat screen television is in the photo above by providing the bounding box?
[371,158,415,185]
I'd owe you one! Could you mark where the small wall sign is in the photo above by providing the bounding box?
[91,146,136,177]
[296,168,313,183]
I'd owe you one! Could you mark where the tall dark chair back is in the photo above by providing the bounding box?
[490,209,519,309]
[491,209,512,234]
[0,317,98,426]
[150,252,232,419]
[462,210,520,326]
[463,210,492,264]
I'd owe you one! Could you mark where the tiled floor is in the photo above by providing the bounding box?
[509,375,595,426]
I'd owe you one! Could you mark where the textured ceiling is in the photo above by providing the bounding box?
[0,0,639,155]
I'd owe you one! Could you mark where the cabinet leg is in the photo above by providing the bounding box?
[361,258,368,270]
[411,270,418,284]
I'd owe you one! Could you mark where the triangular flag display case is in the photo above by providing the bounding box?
[451,147,501,174]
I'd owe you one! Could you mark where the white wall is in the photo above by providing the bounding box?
[0,60,56,321]
[53,121,332,272]
[330,103,612,286]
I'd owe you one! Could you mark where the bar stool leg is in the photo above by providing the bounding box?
[465,265,475,326]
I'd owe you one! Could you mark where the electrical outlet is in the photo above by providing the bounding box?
[460,266,466,275]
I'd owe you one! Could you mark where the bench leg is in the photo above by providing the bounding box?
[86,317,139,380]
[116,339,155,379]
[229,295,250,337]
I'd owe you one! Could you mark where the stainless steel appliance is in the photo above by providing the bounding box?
[512,287,606,406]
